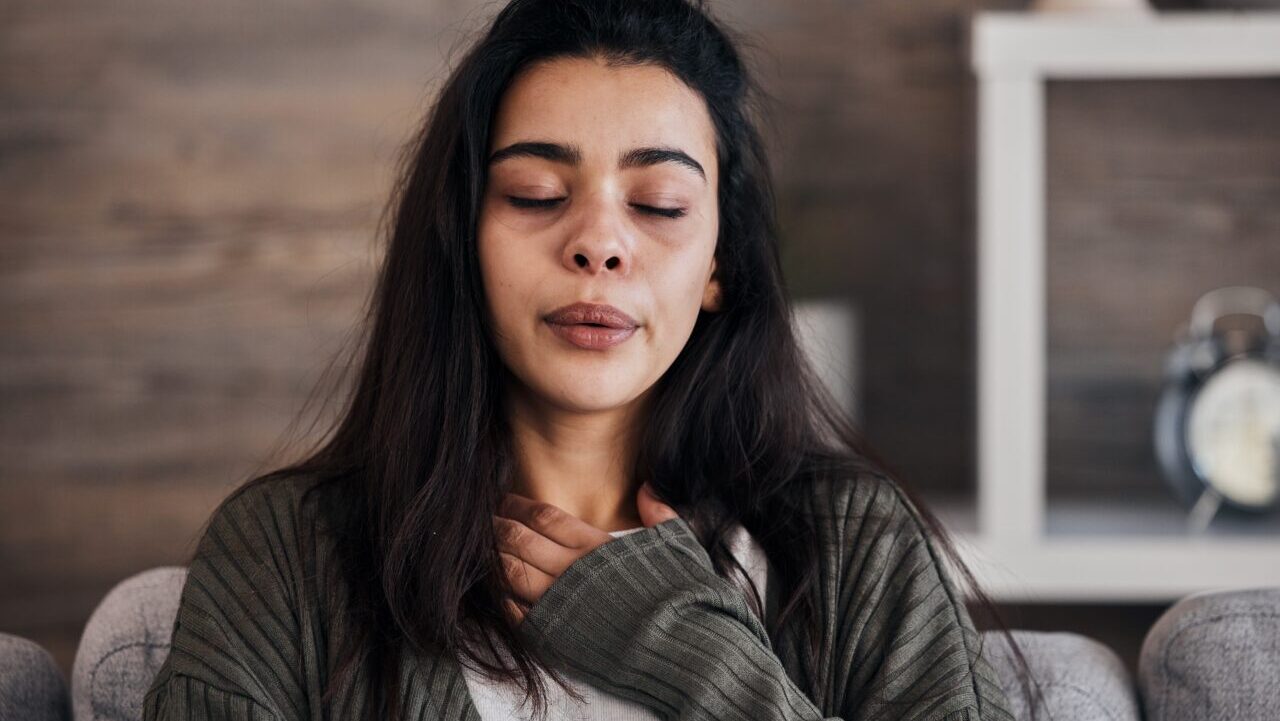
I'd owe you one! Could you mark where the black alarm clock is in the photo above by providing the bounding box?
[1153,286,1280,530]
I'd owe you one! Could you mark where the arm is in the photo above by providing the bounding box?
[517,476,1016,721]
[518,515,834,721]
[142,482,306,721]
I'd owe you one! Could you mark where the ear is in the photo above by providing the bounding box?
[701,256,722,312]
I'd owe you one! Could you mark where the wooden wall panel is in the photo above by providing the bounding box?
[717,0,1023,500]
[0,0,471,669]
[1045,78,1280,503]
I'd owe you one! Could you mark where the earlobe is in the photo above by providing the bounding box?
[702,278,722,312]
[702,256,722,312]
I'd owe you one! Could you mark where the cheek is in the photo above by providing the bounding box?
[476,220,533,336]
[650,250,713,339]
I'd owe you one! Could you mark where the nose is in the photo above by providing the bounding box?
[568,248,622,273]
[562,194,631,276]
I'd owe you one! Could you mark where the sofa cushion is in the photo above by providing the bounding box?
[71,567,187,721]
[0,632,72,721]
[985,629,1142,721]
[1139,586,1280,721]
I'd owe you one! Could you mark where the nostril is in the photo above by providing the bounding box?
[605,257,619,269]
[574,253,587,268]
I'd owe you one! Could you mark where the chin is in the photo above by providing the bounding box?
[533,371,650,413]
[549,386,645,414]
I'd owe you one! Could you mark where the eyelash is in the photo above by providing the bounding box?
[505,196,687,219]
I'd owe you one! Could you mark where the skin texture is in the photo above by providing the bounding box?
[477,55,722,622]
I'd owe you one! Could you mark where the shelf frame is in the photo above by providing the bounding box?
[968,9,1280,603]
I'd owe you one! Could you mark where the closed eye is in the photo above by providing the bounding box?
[505,196,686,219]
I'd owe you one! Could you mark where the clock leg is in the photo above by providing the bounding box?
[1186,487,1223,535]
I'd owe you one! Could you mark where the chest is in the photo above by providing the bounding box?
[459,523,770,720]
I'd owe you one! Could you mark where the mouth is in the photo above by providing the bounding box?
[544,302,639,350]
[545,321,637,350]
[543,302,639,329]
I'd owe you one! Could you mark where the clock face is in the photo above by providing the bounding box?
[1185,358,1280,509]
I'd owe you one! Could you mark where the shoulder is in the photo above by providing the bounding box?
[800,470,1015,719]
[211,472,319,529]
[804,468,926,540]
[197,472,326,556]
[168,477,330,665]
[146,476,327,720]
[802,467,960,600]
[181,473,331,618]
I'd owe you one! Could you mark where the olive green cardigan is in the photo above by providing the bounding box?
[142,471,1015,720]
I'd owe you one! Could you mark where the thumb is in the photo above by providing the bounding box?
[637,482,680,528]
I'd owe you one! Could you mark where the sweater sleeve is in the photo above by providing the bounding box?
[518,515,833,721]
[517,476,1017,721]
[142,482,307,721]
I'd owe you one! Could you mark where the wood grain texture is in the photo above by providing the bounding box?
[1045,77,1280,502]
[0,0,470,672]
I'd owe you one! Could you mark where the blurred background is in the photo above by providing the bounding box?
[3,0,1279,681]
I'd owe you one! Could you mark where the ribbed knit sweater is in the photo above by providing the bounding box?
[461,523,769,720]
[141,471,1016,721]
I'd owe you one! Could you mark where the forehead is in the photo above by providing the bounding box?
[490,56,717,169]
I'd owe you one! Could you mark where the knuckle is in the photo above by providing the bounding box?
[494,517,520,544]
[505,522,526,545]
[531,504,560,528]
[499,552,520,575]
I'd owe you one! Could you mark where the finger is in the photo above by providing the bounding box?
[503,597,527,626]
[498,550,556,606]
[493,515,581,576]
[497,493,609,549]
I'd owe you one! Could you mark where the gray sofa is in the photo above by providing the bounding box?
[3,567,1278,720]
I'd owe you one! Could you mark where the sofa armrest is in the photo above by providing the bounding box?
[1139,586,1280,721]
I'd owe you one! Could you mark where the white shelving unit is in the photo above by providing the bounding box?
[959,9,1280,603]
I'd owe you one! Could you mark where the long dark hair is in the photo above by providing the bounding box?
[203,1,1045,719]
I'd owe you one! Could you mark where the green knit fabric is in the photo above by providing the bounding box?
[142,472,1016,720]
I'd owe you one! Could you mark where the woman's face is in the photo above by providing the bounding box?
[478,56,721,414]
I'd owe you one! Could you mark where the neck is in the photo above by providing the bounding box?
[503,381,652,533]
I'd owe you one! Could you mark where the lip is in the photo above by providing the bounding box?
[544,302,639,350]
[544,302,639,328]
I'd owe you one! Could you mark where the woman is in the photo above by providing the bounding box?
[143,1,1041,719]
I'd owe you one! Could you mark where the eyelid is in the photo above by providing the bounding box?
[504,195,686,219]
[505,195,565,209]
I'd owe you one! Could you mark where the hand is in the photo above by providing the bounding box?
[493,481,681,625]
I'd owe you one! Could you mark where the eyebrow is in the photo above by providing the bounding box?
[487,141,706,183]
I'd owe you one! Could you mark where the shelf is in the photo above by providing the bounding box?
[1045,496,1280,538]
[972,10,1280,79]
[927,494,1280,603]
[969,9,1280,603]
